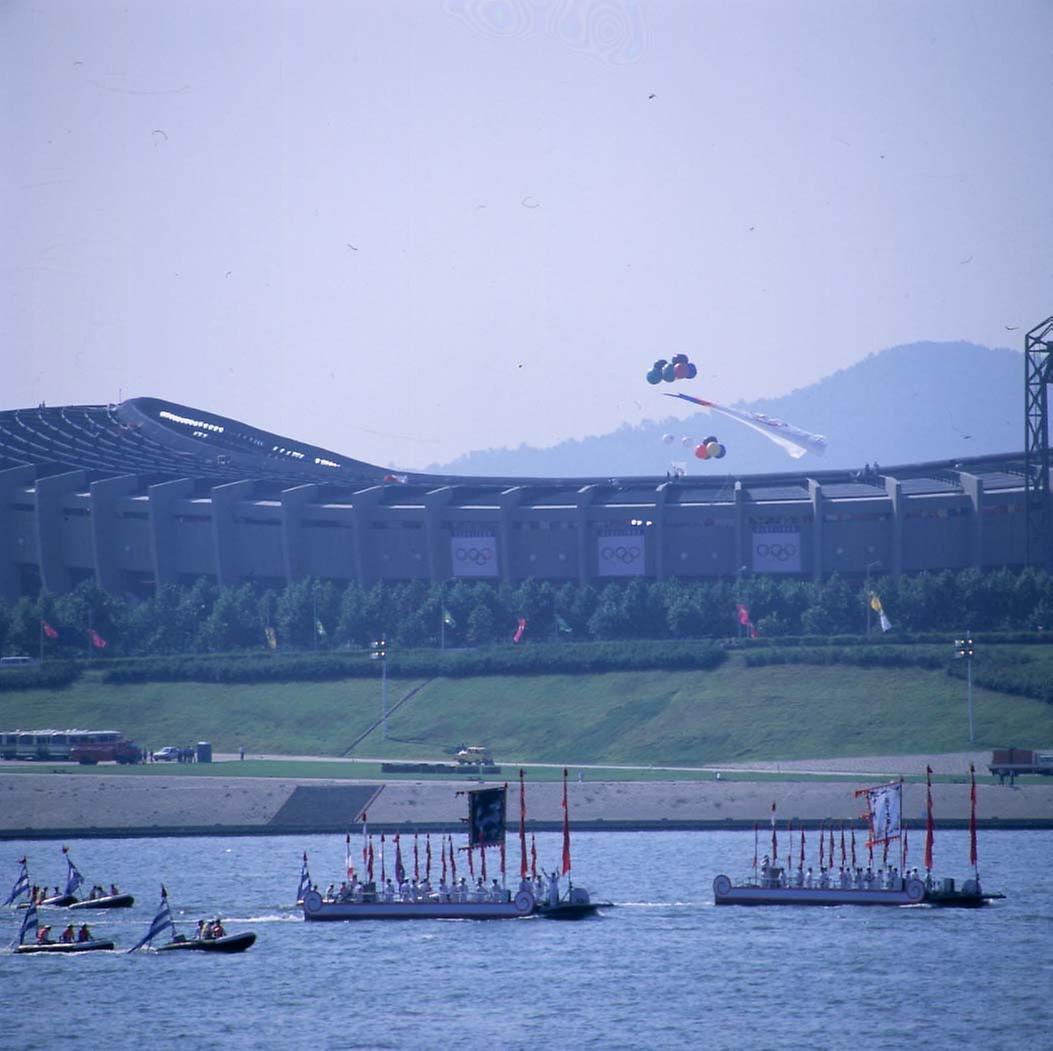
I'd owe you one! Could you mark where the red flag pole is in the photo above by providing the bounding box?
[519,768,528,881]
[798,826,805,870]
[561,767,572,878]
[413,833,419,882]
[426,833,432,881]
[450,836,457,881]
[770,802,777,863]
[902,826,908,871]
[752,822,758,870]
[786,819,792,874]
[924,764,935,873]
[441,836,447,884]
[828,825,835,870]
[530,834,538,880]
[819,822,825,870]
[380,832,386,884]
[851,826,857,869]
[839,825,846,869]
[969,763,978,876]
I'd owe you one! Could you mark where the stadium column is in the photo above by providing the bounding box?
[958,472,985,570]
[350,486,384,586]
[653,483,669,581]
[423,486,454,583]
[89,475,138,593]
[808,479,824,581]
[575,485,599,584]
[35,470,87,595]
[498,487,523,585]
[280,484,320,583]
[147,478,195,589]
[884,475,904,577]
[0,465,36,601]
[210,480,256,588]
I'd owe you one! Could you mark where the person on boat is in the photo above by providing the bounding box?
[326,883,336,901]
[864,868,875,890]
[196,920,206,940]
[60,924,75,943]
[489,879,501,902]
[109,884,119,897]
[399,879,412,903]
[760,856,770,883]
[819,868,830,889]
[839,868,850,889]
[794,866,804,887]
[77,924,92,943]
[212,918,225,939]
[804,867,813,888]
[457,878,468,902]
[547,871,560,907]
[420,876,433,900]
[383,880,395,903]
[37,925,52,945]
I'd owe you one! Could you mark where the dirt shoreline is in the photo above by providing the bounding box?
[4,760,1052,839]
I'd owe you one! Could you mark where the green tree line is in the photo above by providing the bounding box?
[1,567,1052,659]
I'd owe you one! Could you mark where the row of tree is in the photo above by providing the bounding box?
[1,567,1052,658]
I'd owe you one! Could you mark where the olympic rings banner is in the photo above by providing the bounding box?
[597,533,645,577]
[752,529,801,573]
[451,535,498,577]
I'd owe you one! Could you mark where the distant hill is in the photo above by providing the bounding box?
[429,342,1022,477]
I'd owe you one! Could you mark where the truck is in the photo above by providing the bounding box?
[988,748,1053,783]
[455,745,493,767]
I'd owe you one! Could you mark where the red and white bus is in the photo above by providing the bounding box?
[0,729,142,764]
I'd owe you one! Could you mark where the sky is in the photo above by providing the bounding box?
[3,0,1051,470]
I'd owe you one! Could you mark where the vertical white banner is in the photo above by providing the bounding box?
[752,529,801,573]
[451,535,498,577]
[597,533,645,576]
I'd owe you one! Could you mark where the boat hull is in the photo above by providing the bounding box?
[302,888,536,921]
[157,932,256,953]
[535,901,610,920]
[15,940,115,954]
[712,874,927,907]
[69,894,135,910]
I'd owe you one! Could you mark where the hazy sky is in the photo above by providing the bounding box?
[4,1,1051,469]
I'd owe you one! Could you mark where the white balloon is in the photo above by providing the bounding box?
[662,433,674,445]
[680,436,693,447]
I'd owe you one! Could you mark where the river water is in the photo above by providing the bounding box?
[1,830,1050,1050]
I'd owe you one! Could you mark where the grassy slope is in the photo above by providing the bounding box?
[2,654,1052,765]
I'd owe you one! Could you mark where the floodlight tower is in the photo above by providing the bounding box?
[1024,316,1053,570]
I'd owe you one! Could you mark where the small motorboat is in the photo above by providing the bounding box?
[16,939,116,955]
[69,892,135,910]
[129,886,255,954]
[157,931,256,954]
[923,877,1005,909]
[535,887,612,920]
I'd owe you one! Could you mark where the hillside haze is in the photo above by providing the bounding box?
[429,342,1021,477]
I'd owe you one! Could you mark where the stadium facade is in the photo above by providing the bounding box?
[0,397,1036,600]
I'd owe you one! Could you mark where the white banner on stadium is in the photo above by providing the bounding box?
[451,535,498,577]
[752,529,801,573]
[597,533,645,577]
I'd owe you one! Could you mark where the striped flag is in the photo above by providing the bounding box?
[62,847,84,898]
[19,896,39,945]
[128,886,175,952]
[296,852,311,903]
[3,857,30,906]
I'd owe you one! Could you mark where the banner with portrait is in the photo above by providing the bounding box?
[451,534,498,577]
[468,786,507,847]
[751,529,801,573]
[597,532,645,576]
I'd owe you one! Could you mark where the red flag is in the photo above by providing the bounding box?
[367,838,374,883]
[770,801,777,861]
[530,834,538,879]
[851,826,857,868]
[752,822,758,869]
[500,834,506,879]
[441,837,447,884]
[88,628,107,649]
[413,833,420,881]
[519,769,528,879]
[481,845,487,880]
[736,603,750,626]
[380,832,386,884]
[924,765,935,871]
[42,620,58,640]
[468,845,474,877]
[426,833,432,880]
[449,836,457,880]
[819,823,825,868]
[902,826,908,869]
[786,819,793,872]
[345,832,353,879]
[969,763,978,870]
[361,812,368,869]
[513,617,527,644]
[828,825,835,867]
[394,833,405,884]
[561,767,572,876]
[798,826,805,868]
[840,825,846,868]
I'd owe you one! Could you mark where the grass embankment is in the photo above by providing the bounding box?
[2,649,1052,767]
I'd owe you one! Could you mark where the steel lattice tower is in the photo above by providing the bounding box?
[1025,316,1053,569]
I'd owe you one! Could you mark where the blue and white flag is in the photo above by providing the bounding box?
[127,887,175,952]
[297,853,311,903]
[3,858,30,906]
[19,897,38,945]
[62,848,84,898]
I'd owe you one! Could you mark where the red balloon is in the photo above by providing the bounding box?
[694,443,710,460]
[674,361,689,379]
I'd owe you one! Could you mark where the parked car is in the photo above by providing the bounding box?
[153,746,180,762]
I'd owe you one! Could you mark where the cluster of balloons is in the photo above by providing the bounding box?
[661,433,727,460]
[694,435,726,460]
[646,353,697,385]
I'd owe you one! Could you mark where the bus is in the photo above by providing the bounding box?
[0,729,142,764]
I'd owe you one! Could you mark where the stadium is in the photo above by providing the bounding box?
[0,382,1048,601]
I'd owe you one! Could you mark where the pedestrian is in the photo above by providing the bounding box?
[239,745,245,761]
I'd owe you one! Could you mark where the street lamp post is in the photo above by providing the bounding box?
[371,638,388,738]
[954,632,975,744]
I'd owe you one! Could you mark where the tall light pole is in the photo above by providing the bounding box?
[371,638,388,739]
[954,632,975,744]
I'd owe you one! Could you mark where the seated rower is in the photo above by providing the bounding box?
[109,883,119,897]
[212,918,225,939]
[60,924,75,944]
[37,925,53,945]
[77,924,92,943]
